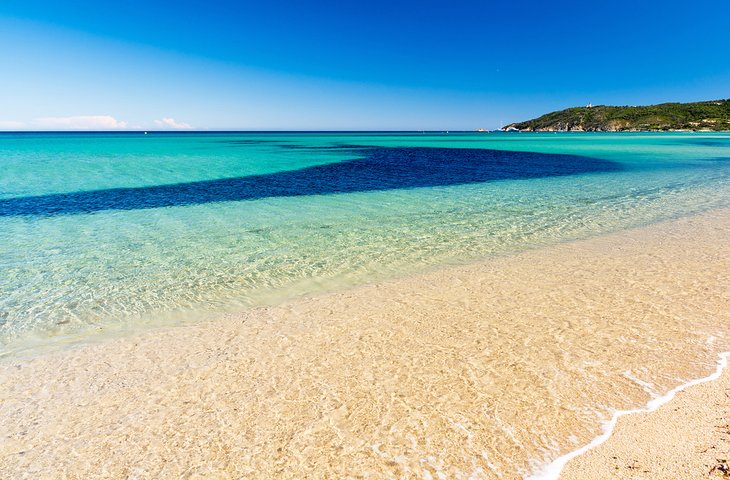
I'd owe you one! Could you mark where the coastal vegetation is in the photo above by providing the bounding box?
[504,99,730,132]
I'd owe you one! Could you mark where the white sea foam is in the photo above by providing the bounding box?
[525,350,730,480]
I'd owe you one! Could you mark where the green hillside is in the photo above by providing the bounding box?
[504,99,730,132]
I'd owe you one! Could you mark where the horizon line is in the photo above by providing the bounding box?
[0,130,501,134]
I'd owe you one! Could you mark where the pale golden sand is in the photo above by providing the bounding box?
[1,209,730,479]
[561,358,730,479]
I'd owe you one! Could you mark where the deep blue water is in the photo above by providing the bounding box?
[0,146,620,217]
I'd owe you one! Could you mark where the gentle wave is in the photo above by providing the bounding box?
[528,350,730,480]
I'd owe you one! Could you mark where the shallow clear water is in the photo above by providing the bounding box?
[1,132,730,353]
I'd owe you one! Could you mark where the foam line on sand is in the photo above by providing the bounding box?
[527,351,730,480]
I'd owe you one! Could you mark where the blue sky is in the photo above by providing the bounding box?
[1,0,729,130]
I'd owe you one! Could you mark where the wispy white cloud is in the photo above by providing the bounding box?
[34,115,128,130]
[154,117,193,130]
[3,116,195,131]
[0,120,26,130]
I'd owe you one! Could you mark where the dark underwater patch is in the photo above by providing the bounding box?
[676,139,730,147]
[221,139,289,146]
[0,146,622,217]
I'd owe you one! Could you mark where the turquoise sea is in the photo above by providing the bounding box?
[1,132,730,355]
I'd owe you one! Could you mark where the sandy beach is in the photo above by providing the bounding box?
[2,208,730,479]
[561,357,730,479]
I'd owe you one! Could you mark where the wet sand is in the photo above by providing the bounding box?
[2,209,730,479]
[560,357,730,479]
